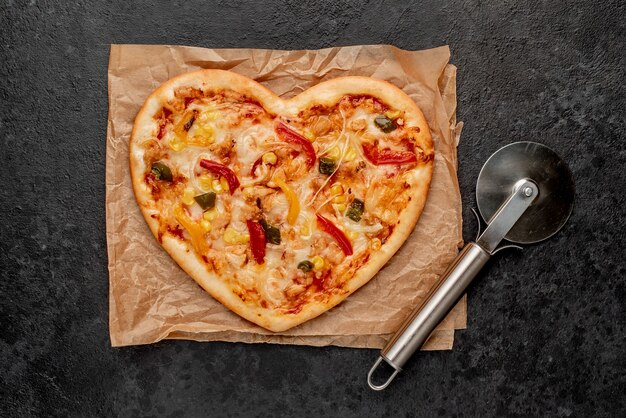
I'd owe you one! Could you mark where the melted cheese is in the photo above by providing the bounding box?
[236,125,274,168]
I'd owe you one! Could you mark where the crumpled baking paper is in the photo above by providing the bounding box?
[106,44,465,349]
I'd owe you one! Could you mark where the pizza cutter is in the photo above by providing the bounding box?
[367,141,575,390]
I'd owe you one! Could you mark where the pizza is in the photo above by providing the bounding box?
[129,70,434,332]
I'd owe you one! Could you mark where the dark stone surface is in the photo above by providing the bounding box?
[1,0,625,416]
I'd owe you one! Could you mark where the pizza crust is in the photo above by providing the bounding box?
[130,69,433,332]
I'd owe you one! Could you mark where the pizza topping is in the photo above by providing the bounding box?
[273,176,300,225]
[331,193,346,212]
[181,187,196,205]
[345,198,365,222]
[318,157,337,175]
[259,219,281,245]
[316,214,353,256]
[250,152,278,178]
[183,115,196,131]
[199,159,240,194]
[297,260,314,272]
[374,115,397,133]
[174,110,198,137]
[262,152,278,165]
[203,209,218,221]
[275,121,317,168]
[310,255,325,271]
[349,118,367,131]
[194,192,217,210]
[173,205,209,255]
[246,220,266,264]
[223,227,250,245]
[362,143,417,165]
[151,162,173,181]
[310,115,332,136]
[330,184,343,196]
[184,97,195,108]
[212,177,230,194]
[384,110,402,120]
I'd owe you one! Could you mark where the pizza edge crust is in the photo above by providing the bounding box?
[129,69,434,332]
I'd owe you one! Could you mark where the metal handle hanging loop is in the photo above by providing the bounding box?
[367,357,400,391]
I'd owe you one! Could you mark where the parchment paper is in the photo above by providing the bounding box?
[106,44,465,349]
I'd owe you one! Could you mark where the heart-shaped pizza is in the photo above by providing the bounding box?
[130,70,433,332]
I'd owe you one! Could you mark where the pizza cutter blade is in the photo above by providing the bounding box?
[367,142,575,390]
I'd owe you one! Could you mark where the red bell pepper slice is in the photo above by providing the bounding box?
[316,214,353,256]
[246,220,266,264]
[362,143,417,165]
[275,121,316,168]
[199,159,240,194]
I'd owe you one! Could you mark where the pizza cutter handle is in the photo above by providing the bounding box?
[367,242,490,390]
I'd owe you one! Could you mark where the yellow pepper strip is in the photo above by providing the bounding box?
[273,177,300,225]
[173,110,196,138]
[173,205,209,255]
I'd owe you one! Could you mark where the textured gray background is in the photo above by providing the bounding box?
[1,0,625,416]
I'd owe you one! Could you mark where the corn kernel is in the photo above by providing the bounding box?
[198,111,219,122]
[223,227,237,244]
[330,184,343,195]
[220,177,230,193]
[203,210,217,221]
[198,174,213,191]
[223,227,250,245]
[344,147,357,162]
[303,129,315,141]
[299,224,310,237]
[197,122,214,134]
[242,186,254,198]
[333,195,346,204]
[347,230,359,240]
[385,110,402,119]
[371,238,382,251]
[335,203,347,212]
[171,142,185,151]
[262,152,277,165]
[212,179,223,193]
[169,136,185,151]
[327,146,341,160]
[182,187,196,205]
[200,219,212,232]
[190,124,215,144]
[311,255,325,270]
